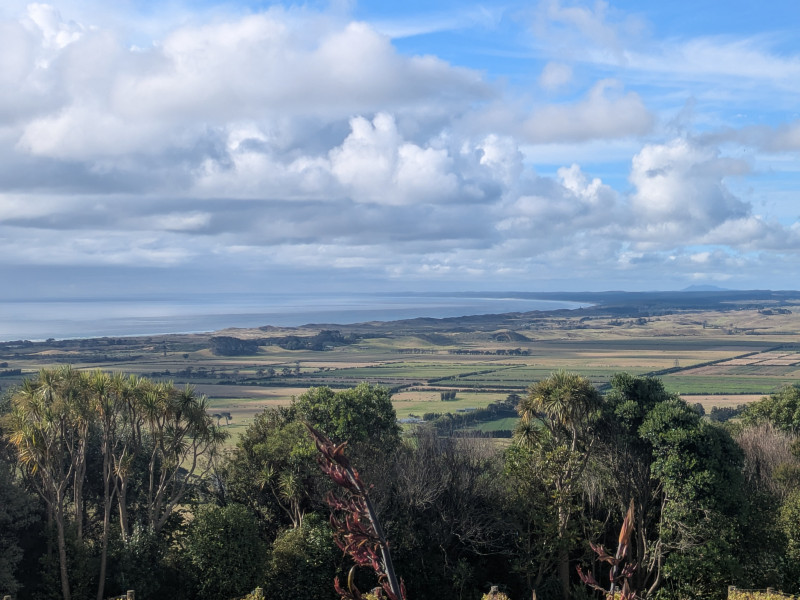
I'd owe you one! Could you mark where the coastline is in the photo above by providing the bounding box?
[0,292,590,342]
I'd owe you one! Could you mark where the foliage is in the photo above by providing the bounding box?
[515,371,602,600]
[708,404,747,423]
[741,386,800,433]
[224,407,320,533]
[577,500,637,600]
[595,373,750,599]
[209,336,261,356]
[6,370,800,600]
[379,428,513,600]
[503,442,560,594]
[294,384,401,455]
[266,514,339,600]
[270,330,357,351]
[640,400,745,599]
[111,525,170,600]
[431,398,518,435]
[183,504,268,600]
[2,367,225,600]
[307,422,406,600]
[0,454,39,597]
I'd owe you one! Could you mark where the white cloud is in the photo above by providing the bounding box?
[629,37,800,88]
[628,138,750,241]
[24,3,84,50]
[12,9,489,161]
[329,113,459,205]
[3,1,800,295]
[475,134,524,186]
[701,120,800,153]
[539,62,572,90]
[523,80,653,142]
[533,0,646,64]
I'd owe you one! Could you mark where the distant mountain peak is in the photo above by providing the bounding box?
[682,284,730,292]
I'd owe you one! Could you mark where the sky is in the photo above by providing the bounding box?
[1,0,800,300]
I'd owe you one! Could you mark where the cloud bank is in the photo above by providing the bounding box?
[1,1,799,296]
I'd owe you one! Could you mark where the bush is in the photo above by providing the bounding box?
[265,514,339,600]
[183,504,268,600]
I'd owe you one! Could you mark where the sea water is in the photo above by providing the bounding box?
[0,292,589,342]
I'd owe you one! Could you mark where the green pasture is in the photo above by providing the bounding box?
[435,365,651,388]
[306,362,497,381]
[391,390,505,419]
[661,375,795,395]
[720,365,800,377]
[468,417,520,432]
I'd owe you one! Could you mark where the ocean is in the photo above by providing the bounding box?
[0,292,589,342]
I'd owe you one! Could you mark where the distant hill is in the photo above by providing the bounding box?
[682,285,731,292]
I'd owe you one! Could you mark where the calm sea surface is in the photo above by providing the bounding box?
[0,293,589,342]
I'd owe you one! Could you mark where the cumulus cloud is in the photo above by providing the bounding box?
[2,1,800,294]
[624,138,800,254]
[329,113,460,205]
[523,80,653,142]
[494,162,623,264]
[11,9,489,162]
[628,139,750,241]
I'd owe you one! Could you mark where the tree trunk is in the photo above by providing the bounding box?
[96,499,112,600]
[118,479,130,541]
[97,443,114,600]
[558,548,570,600]
[55,504,72,600]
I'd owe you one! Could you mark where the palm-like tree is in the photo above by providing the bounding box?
[518,370,600,450]
[5,368,227,600]
[258,465,306,529]
[516,371,601,600]
[6,366,91,600]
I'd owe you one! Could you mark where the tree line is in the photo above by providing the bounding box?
[2,369,800,600]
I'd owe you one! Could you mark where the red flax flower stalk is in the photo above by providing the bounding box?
[577,499,638,600]
[306,423,407,600]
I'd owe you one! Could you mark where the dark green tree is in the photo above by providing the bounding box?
[600,374,747,599]
[638,398,745,599]
[265,513,339,600]
[376,428,512,600]
[183,504,268,600]
[225,407,319,534]
[293,383,401,455]
[5,367,90,600]
[741,385,800,433]
[515,371,601,600]
[502,442,560,595]
[598,373,679,596]
[0,453,38,597]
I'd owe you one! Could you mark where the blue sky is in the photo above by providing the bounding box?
[1,0,800,299]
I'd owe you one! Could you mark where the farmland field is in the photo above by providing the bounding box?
[469,417,520,432]
[3,291,800,441]
[661,375,794,395]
